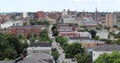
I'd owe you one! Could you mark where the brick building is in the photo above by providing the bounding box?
[0,14,11,24]
[106,13,117,27]
[8,25,45,37]
[37,11,44,20]
[59,32,78,37]
[48,13,58,20]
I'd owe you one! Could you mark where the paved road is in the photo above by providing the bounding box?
[49,25,76,63]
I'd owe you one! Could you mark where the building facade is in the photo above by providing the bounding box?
[92,44,120,62]
[106,13,117,27]
[8,25,45,37]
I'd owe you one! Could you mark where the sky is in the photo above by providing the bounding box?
[0,0,120,12]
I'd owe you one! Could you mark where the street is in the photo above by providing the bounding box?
[49,25,76,63]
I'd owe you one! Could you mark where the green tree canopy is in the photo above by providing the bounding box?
[52,48,59,63]
[55,36,68,46]
[89,30,97,39]
[75,53,91,63]
[0,34,28,60]
[94,51,120,63]
[64,43,83,58]
[39,29,50,41]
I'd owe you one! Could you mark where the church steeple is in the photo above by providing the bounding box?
[95,8,98,21]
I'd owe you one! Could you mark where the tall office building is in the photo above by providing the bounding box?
[105,13,117,27]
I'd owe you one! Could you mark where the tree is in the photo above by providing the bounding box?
[113,25,118,28]
[75,53,91,63]
[52,48,59,63]
[89,30,97,39]
[55,36,68,46]
[63,42,68,49]
[0,34,29,60]
[64,43,83,58]
[29,20,36,25]
[94,51,120,63]
[6,35,22,55]
[51,26,58,36]
[114,39,120,45]
[114,32,120,38]
[53,29,58,36]
[33,33,37,38]
[114,59,120,63]
[94,36,100,41]
[39,29,50,41]
[4,48,17,59]
[27,33,31,39]
[100,39,112,44]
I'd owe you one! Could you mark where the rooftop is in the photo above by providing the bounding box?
[10,25,45,29]
[30,42,51,47]
[19,53,53,63]
[69,36,90,40]
[93,44,120,51]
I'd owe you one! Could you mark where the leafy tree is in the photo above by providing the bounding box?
[75,53,91,63]
[55,36,68,46]
[51,26,58,36]
[27,33,31,39]
[0,34,28,60]
[63,42,69,49]
[52,48,59,63]
[64,43,83,58]
[114,59,120,63]
[94,51,120,63]
[53,29,58,36]
[6,35,22,55]
[23,22,27,26]
[114,39,120,45]
[29,19,49,25]
[113,25,118,28]
[94,36,100,41]
[29,20,36,25]
[100,39,112,44]
[39,29,50,41]
[33,33,37,38]
[114,32,120,38]
[89,30,97,39]
[4,48,17,59]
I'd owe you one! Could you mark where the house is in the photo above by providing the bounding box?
[92,44,120,62]
[59,32,78,37]
[27,42,51,55]
[63,15,77,24]
[18,53,54,63]
[0,14,11,21]
[96,30,108,39]
[79,18,98,29]
[0,21,23,29]
[68,36,105,48]
[37,11,44,20]
[57,24,78,32]
[8,25,45,37]
[78,32,91,38]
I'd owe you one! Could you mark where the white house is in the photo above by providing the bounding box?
[96,30,108,39]
[92,44,120,62]
[27,42,51,55]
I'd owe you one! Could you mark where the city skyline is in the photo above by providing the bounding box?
[0,0,120,12]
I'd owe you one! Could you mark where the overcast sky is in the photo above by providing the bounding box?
[0,0,120,12]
